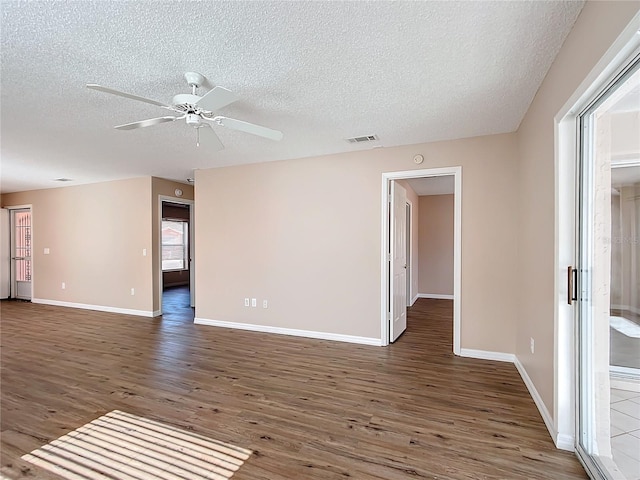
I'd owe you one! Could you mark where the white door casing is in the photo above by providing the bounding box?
[10,208,32,300]
[158,195,195,314]
[390,181,407,342]
[0,209,10,299]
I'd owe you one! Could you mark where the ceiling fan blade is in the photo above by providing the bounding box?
[196,86,239,112]
[198,124,224,151]
[212,116,283,141]
[87,84,171,108]
[114,116,180,130]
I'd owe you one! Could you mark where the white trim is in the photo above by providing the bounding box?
[514,356,573,451]
[194,318,382,346]
[554,12,640,455]
[32,298,156,317]
[459,348,515,363]
[381,166,462,355]
[410,293,420,306]
[152,309,162,317]
[417,293,454,300]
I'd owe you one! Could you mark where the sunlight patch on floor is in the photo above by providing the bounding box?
[22,410,251,480]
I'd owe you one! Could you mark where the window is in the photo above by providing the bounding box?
[162,220,188,271]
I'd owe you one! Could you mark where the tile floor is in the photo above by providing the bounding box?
[611,388,640,480]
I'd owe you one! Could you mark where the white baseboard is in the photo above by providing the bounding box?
[410,293,419,306]
[513,356,572,451]
[460,348,571,451]
[555,433,574,451]
[32,298,156,318]
[152,310,162,317]
[417,293,454,300]
[459,348,515,363]
[194,317,382,346]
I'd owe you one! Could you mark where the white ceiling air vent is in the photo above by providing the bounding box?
[346,134,379,143]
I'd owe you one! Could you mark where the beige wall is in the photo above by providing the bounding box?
[151,177,194,312]
[1,178,154,312]
[195,133,518,351]
[418,195,454,296]
[515,1,640,417]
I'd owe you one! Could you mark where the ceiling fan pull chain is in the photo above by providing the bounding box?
[196,126,200,147]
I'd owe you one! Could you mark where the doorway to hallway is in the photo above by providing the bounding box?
[381,167,461,352]
[159,198,194,318]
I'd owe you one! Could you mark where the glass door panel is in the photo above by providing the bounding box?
[577,59,640,479]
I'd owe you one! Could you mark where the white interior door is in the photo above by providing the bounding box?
[390,181,407,342]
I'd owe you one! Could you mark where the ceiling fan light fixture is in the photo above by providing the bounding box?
[86,72,283,150]
[185,113,201,126]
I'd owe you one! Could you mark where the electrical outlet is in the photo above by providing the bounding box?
[263,300,268,308]
[244,298,250,307]
[142,248,147,256]
[251,298,257,307]
[61,282,65,290]
[530,337,535,354]
[131,288,135,296]
[44,248,50,254]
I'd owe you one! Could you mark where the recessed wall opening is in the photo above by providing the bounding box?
[159,199,194,322]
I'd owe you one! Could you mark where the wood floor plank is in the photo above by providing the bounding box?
[1,296,586,479]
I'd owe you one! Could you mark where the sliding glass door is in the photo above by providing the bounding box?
[576,57,640,479]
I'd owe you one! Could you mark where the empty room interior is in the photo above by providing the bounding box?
[1,2,640,479]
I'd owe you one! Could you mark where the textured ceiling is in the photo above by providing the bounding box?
[0,1,584,193]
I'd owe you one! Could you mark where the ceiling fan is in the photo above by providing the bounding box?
[86,72,283,150]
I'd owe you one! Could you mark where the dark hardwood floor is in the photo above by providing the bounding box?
[161,285,194,323]
[0,298,587,479]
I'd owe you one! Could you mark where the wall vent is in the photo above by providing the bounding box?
[346,134,379,143]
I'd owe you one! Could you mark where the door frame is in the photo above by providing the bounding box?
[157,195,195,314]
[554,11,640,455]
[6,204,33,301]
[381,167,462,351]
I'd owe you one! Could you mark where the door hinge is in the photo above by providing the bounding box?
[387,312,391,321]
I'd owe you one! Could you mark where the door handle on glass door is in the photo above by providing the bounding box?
[567,266,577,305]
